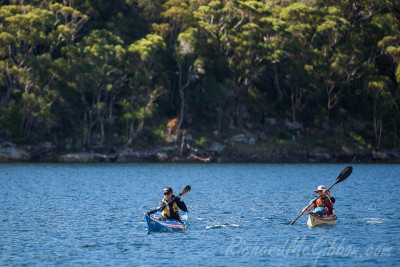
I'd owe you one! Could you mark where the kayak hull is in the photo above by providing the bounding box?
[307,213,337,228]
[144,213,188,233]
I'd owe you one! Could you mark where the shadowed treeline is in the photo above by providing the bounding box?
[0,0,399,155]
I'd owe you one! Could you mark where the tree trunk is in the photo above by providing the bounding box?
[96,89,104,147]
[290,87,298,124]
[373,96,378,149]
[326,85,333,129]
[136,94,156,139]
[377,117,382,150]
[128,94,135,145]
[290,86,307,125]
[83,110,87,147]
[273,64,283,101]
[176,63,191,136]
[176,62,191,153]
[395,121,397,150]
[217,105,221,141]
[88,109,93,146]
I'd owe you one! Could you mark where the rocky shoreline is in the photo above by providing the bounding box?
[0,141,399,163]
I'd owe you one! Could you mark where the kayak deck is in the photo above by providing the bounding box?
[144,213,188,233]
[307,213,337,228]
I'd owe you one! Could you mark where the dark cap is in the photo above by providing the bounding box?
[163,187,173,194]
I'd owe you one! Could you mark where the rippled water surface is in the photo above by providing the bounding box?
[1,163,399,266]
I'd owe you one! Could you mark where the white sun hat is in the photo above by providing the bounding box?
[313,185,327,192]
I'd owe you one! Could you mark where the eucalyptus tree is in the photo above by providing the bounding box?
[310,3,358,129]
[365,75,394,149]
[123,34,167,145]
[155,0,198,145]
[278,2,317,125]
[193,0,286,128]
[64,30,126,147]
[379,32,400,148]
[0,3,87,140]
[303,0,398,148]
[175,28,201,147]
[362,0,399,149]
[377,4,400,111]
[346,0,400,149]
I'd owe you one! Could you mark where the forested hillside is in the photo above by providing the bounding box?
[0,0,399,161]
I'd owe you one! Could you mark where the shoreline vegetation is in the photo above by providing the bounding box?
[1,2,399,162]
[1,139,399,163]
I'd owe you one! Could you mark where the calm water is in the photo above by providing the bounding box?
[0,163,399,266]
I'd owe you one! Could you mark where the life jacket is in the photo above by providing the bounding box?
[161,199,180,220]
[315,197,334,215]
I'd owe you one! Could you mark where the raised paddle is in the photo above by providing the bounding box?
[147,185,191,215]
[289,166,353,225]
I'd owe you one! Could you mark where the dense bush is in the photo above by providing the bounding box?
[0,0,399,151]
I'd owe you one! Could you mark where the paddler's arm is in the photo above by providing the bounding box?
[323,189,335,203]
[146,200,166,216]
[302,198,317,213]
[176,197,188,212]
[156,200,167,211]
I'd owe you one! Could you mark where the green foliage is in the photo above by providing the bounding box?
[129,34,166,61]
[152,124,168,143]
[348,131,367,150]
[0,0,399,152]
[0,104,23,139]
[195,136,207,148]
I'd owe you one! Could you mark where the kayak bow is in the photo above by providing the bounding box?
[307,213,337,228]
[144,213,188,233]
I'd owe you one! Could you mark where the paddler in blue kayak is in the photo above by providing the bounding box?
[302,185,335,216]
[147,187,188,222]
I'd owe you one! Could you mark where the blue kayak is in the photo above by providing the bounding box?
[144,213,188,233]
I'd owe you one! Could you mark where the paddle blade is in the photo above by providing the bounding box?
[180,185,191,196]
[334,166,353,184]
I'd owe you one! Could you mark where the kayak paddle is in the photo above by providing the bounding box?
[147,185,191,215]
[289,166,352,225]
[179,185,191,198]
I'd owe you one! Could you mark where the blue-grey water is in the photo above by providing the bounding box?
[0,163,399,266]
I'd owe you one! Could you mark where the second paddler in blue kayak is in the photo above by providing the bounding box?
[146,186,188,222]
